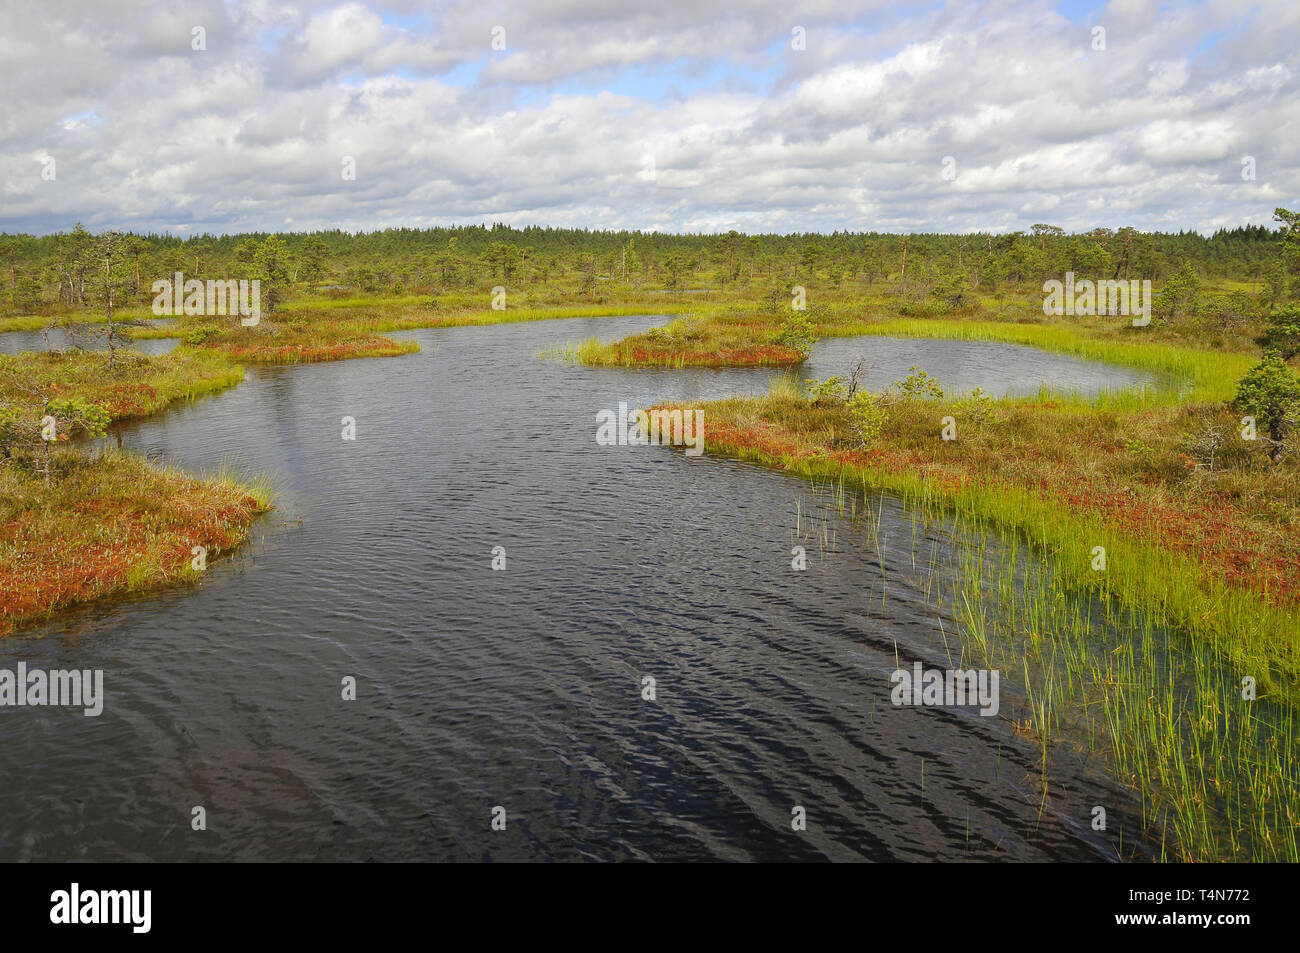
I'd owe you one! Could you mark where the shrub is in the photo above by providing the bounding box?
[185,325,222,346]
[46,397,110,439]
[1234,350,1300,463]
[893,365,944,401]
[1176,418,1229,474]
[1258,303,1300,360]
[771,311,818,355]
[847,390,888,444]
[0,403,21,458]
[805,375,847,404]
[952,386,994,423]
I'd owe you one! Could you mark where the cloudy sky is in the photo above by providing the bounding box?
[0,0,1295,237]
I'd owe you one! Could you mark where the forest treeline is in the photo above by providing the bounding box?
[0,219,1292,315]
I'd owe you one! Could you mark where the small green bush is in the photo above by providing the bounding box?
[847,390,888,444]
[185,325,222,346]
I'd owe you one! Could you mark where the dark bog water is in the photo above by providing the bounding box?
[0,316,1155,861]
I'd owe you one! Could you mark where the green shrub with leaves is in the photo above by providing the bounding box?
[952,385,994,423]
[1201,290,1262,331]
[805,375,847,403]
[893,365,944,400]
[771,311,817,355]
[929,271,972,310]
[185,325,222,346]
[1153,259,1202,324]
[1,397,112,484]
[1258,303,1300,360]
[1234,350,1300,463]
[847,390,888,444]
[45,398,111,440]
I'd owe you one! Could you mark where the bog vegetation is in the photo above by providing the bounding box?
[1,211,1298,862]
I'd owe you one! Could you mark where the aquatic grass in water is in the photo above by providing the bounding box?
[861,491,1299,862]
[690,386,1299,861]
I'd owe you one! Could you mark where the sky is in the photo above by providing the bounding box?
[0,0,1295,237]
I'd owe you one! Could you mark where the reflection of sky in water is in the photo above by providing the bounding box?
[0,323,178,356]
[581,326,1158,411]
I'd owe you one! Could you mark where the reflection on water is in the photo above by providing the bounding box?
[0,323,178,356]
[804,336,1155,398]
[0,315,1153,861]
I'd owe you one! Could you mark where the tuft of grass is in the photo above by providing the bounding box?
[927,503,1299,862]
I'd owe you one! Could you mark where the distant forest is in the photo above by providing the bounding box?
[0,221,1289,314]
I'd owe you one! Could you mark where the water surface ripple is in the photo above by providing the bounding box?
[0,316,1154,861]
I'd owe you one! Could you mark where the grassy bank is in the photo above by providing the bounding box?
[0,349,245,420]
[571,303,1259,404]
[0,451,272,635]
[925,495,1297,862]
[0,349,268,635]
[663,377,1299,861]
[687,389,1299,690]
[794,479,1300,862]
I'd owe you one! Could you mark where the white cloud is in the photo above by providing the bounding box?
[0,0,1296,235]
